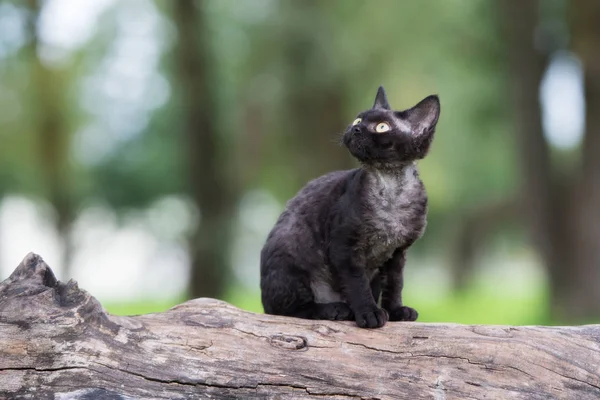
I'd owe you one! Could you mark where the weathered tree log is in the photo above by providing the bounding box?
[1,254,599,399]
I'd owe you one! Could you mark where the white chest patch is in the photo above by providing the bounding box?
[311,280,342,303]
[362,165,427,267]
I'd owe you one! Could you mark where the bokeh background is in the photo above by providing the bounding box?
[1,0,599,325]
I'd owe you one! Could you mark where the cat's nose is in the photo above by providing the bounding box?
[352,126,361,134]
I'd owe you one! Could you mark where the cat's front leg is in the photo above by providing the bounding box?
[330,246,388,328]
[381,249,418,321]
[343,268,389,328]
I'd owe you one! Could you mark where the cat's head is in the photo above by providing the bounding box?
[342,86,440,168]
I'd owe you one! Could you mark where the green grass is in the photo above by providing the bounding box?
[103,296,186,316]
[104,284,554,325]
[409,287,551,325]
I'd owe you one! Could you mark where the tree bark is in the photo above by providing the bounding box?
[172,0,237,299]
[1,254,600,400]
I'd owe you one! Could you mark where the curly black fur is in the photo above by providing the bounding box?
[260,86,440,328]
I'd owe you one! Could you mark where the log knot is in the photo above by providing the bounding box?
[269,334,309,351]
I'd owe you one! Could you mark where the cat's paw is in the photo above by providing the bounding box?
[354,306,388,328]
[315,302,354,321]
[388,306,418,321]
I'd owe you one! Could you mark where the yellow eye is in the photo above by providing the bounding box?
[375,122,391,133]
[352,118,362,126]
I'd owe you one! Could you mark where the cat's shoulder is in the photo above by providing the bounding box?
[300,168,360,193]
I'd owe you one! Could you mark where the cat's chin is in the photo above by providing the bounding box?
[361,160,412,171]
[345,146,407,169]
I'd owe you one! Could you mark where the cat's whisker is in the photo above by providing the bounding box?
[331,132,346,147]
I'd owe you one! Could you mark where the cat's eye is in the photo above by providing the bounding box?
[375,122,391,133]
[352,118,362,126]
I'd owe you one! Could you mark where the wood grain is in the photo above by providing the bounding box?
[1,253,599,399]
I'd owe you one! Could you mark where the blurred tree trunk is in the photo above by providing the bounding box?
[172,1,236,299]
[281,0,354,187]
[503,0,600,322]
[502,0,564,290]
[567,0,600,319]
[450,199,519,291]
[25,0,75,277]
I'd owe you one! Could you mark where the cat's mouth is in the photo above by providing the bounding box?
[343,135,366,159]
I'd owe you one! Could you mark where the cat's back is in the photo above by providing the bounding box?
[286,169,356,212]
[263,169,356,248]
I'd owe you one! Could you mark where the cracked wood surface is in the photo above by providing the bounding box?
[1,253,600,399]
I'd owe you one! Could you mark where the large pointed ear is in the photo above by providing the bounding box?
[399,95,440,135]
[373,86,391,110]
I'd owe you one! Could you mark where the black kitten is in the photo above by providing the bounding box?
[260,86,440,328]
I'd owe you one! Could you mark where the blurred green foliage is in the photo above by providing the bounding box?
[2,0,599,325]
